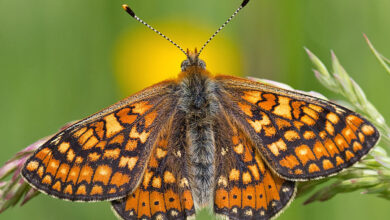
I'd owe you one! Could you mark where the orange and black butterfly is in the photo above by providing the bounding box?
[22,0,379,219]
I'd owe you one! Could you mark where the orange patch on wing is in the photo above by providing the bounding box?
[37,166,44,177]
[104,114,124,138]
[284,130,300,142]
[267,139,287,156]
[66,149,75,162]
[42,175,52,185]
[182,190,194,211]
[78,165,93,184]
[64,184,73,194]
[309,104,323,112]
[248,165,260,181]
[93,165,112,185]
[46,158,60,176]
[119,156,138,171]
[35,148,51,161]
[293,121,305,130]
[164,190,181,211]
[275,118,291,129]
[242,91,262,104]
[215,189,229,209]
[88,152,101,162]
[125,139,138,151]
[152,176,162,188]
[238,102,253,117]
[229,169,240,181]
[91,185,103,195]
[103,148,121,159]
[76,185,87,195]
[326,112,339,124]
[75,156,83,164]
[313,141,329,159]
[26,161,39,171]
[256,183,267,210]
[303,106,319,120]
[308,163,320,173]
[279,155,300,169]
[358,132,365,143]
[66,166,80,184]
[129,126,150,144]
[116,108,137,124]
[55,163,70,182]
[110,172,130,187]
[303,131,316,140]
[324,139,340,156]
[95,141,106,150]
[229,186,242,208]
[301,115,316,126]
[291,101,305,119]
[273,96,292,119]
[73,127,87,138]
[143,171,153,188]
[264,126,276,137]
[58,142,70,154]
[242,172,252,184]
[342,127,357,144]
[150,191,166,214]
[156,148,167,159]
[52,181,62,191]
[91,121,105,139]
[132,101,153,115]
[361,125,375,136]
[294,169,303,175]
[78,128,94,146]
[347,115,364,128]
[144,110,158,128]
[336,156,344,165]
[125,189,139,212]
[109,134,124,145]
[83,135,99,150]
[322,159,334,170]
[164,171,176,184]
[335,134,349,151]
[295,145,316,166]
[345,150,355,161]
[264,172,280,203]
[325,121,335,136]
[242,185,256,208]
[258,93,276,111]
[353,142,363,152]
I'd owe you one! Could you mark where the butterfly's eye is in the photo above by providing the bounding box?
[181,60,191,71]
[198,59,206,69]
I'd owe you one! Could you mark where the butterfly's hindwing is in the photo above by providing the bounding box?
[213,111,295,220]
[216,76,380,180]
[112,110,196,220]
[22,82,178,201]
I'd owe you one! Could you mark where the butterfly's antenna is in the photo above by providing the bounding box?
[197,0,250,56]
[122,4,189,58]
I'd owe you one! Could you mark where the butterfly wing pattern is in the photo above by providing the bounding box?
[216,75,380,180]
[20,54,380,220]
[112,111,196,219]
[213,111,295,219]
[22,81,178,201]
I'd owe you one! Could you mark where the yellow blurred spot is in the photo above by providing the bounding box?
[114,21,243,95]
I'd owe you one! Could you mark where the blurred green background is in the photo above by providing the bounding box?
[1,0,390,219]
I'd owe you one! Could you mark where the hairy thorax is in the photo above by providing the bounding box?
[177,68,220,209]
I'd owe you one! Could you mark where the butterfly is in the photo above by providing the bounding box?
[21,0,379,219]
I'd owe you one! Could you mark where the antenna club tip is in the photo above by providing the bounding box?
[241,0,250,7]
[122,4,135,17]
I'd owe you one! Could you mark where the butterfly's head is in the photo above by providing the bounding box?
[181,49,206,71]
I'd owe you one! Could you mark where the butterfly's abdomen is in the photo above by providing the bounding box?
[177,70,220,209]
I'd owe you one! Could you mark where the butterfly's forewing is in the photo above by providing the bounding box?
[22,81,178,201]
[112,111,196,220]
[213,111,295,219]
[216,75,380,180]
